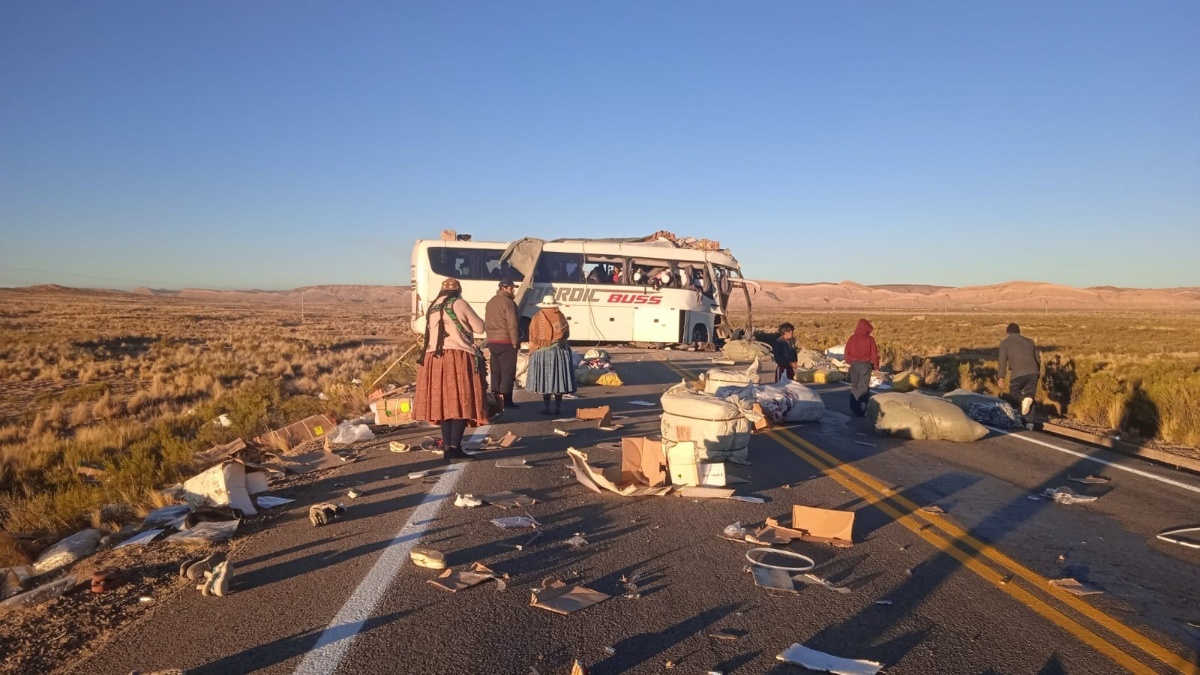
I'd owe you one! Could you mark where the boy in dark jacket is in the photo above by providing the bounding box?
[844,319,880,417]
[997,323,1040,416]
[773,323,798,382]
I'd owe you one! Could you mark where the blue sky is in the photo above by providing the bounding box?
[1,1,1197,290]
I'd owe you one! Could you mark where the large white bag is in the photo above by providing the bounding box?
[702,359,760,394]
[660,382,751,461]
[761,380,826,423]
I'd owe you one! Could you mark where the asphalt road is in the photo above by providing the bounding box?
[74,348,1200,675]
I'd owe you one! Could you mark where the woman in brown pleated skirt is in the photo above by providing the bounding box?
[414,278,488,463]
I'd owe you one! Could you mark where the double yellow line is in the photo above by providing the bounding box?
[660,359,1195,674]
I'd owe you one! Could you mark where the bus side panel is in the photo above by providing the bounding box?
[682,311,715,344]
[633,305,681,343]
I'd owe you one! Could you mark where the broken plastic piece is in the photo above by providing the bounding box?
[1042,486,1098,505]
[166,520,240,544]
[776,644,883,675]
[255,495,295,509]
[428,562,504,591]
[751,565,797,593]
[496,458,531,469]
[1048,578,1103,596]
[722,522,749,541]
[1156,525,1200,549]
[798,573,851,594]
[554,429,570,437]
[1068,474,1110,485]
[481,491,536,509]
[920,505,945,515]
[492,516,541,529]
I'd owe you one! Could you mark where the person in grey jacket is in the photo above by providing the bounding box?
[997,323,1040,416]
[485,278,520,410]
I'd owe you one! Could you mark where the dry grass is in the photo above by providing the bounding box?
[756,309,1200,447]
[0,290,417,535]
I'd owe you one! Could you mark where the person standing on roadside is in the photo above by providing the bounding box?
[997,323,1041,417]
[525,295,576,415]
[773,322,799,382]
[485,278,520,412]
[844,318,880,417]
[414,278,488,463]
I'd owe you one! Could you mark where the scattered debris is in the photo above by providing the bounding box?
[328,423,375,445]
[566,448,672,497]
[166,520,240,544]
[410,548,447,570]
[90,568,123,594]
[875,600,893,606]
[1157,525,1200,549]
[113,529,166,549]
[730,496,766,504]
[254,414,336,450]
[554,429,571,437]
[1026,495,1043,501]
[498,431,520,448]
[746,548,815,573]
[627,401,656,407]
[33,529,102,574]
[408,470,431,479]
[853,441,877,448]
[454,494,484,508]
[750,565,797,593]
[347,488,363,499]
[481,491,536,509]
[722,522,750,541]
[621,573,642,599]
[429,563,508,592]
[1068,475,1111,485]
[492,516,541,529]
[183,460,271,516]
[530,578,611,614]
[255,495,295,509]
[797,573,851,594]
[0,575,77,614]
[603,646,616,655]
[197,559,232,597]
[308,504,345,527]
[577,405,614,427]
[566,535,589,549]
[920,505,946,516]
[776,643,883,675]
[1048,578,1103,596]
[389,441,411,453]
[710,628,746,641]
[1042,486,1099,505]
[496,458,532,469]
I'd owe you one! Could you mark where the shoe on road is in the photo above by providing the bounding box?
[410,547,446,570]
[454,493,483,508]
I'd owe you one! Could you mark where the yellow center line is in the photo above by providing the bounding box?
[658,359,1195,674]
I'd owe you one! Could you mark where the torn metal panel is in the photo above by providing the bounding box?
[775,644,883,675]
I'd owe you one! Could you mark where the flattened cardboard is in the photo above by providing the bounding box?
[264,449,348,474]
[576,405,613,427]
[751,566,797,593]
[678,486,736,499]
[194,439,248,466]
[699,462,726,487]
[793,505,855,546]
[254,414,336,450]
[499,431,519,448]
[428,563,501,592]
[531,579,611,614]
[751,403,772,433]
[620,437,667,487]
[567,448,673,497]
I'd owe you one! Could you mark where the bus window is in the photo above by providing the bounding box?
[428,247,479,280]
[582,255,623,285]
[534,252,584,283]
[628,259,682,289]
[481,249,524,282]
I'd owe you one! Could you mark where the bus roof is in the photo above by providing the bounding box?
[414,234,742,268]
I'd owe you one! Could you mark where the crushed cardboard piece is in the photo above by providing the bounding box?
[499,431,520,448]
[428,563,504,592]
[263,449,348,474]
[492,516,540,529]
[750,566,796,593]
[776,644,883,675]
[576,405,613,427]
[622,438,668,487]
[183,461,271,516]
[792,505,855,546]
[496,458,532,469]
[194,439,248,466]
[142,504,192,529]
[678,486,736,499]
[1048,578,1103,596]
[530,579,611,614]
[254,414,335,450]
[482,491,537,509]
[567,448,673,497]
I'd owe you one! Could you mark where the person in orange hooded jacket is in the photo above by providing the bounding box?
[844,319,880,417]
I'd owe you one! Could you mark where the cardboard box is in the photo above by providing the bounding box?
[375,396,415,426]
[577,405,613,428]
[699,462,726,487]
[620,437,667,487]
[751,403,771,433]
[254,414,336,451]
[666,441,699,486]
[441,229,458,241]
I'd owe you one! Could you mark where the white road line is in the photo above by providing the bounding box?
[292,425,488,675]
[988,426,1200,495]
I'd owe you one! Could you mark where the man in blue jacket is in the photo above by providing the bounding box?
[773,322,798,382]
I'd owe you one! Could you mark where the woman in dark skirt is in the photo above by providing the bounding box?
[414,278,489,462]
[525,294,576,415]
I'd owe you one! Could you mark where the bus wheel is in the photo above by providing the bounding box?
[518,317,531,344]
[691,323,709,344]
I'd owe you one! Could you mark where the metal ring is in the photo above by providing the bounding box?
[745,547,815,572]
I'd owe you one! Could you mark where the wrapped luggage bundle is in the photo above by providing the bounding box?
[660,382,751,461]
[701,358,760,394]
[721,339,773,363]
[868,392,989,442]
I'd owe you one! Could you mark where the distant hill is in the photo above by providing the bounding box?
[9,281,1200,311]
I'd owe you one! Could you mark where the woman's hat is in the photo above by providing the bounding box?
[441,278,462,291]
[535,294,561,308]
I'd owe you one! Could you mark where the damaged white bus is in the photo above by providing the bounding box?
[410,232,757,345]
